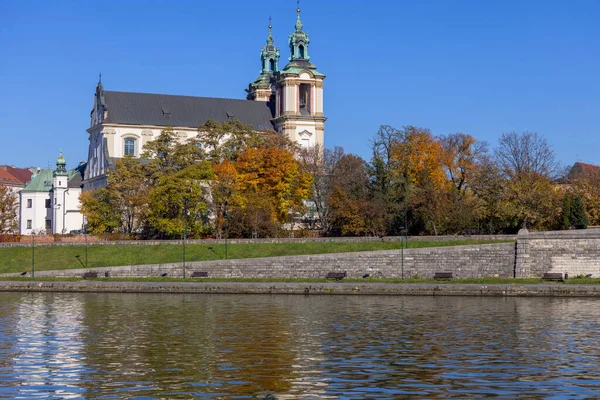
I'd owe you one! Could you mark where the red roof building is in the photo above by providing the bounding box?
[0,166,33,188]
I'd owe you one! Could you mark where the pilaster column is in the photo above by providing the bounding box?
[515,228,530,278]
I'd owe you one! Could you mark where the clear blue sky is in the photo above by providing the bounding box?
[1,0,598,170]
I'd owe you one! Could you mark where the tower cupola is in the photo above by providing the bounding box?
[246,18,280,102]
[289,6,310,62]
[272,3,326,150]
[54,150,68,177]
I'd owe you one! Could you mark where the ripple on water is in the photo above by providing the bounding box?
[0,294,599,398]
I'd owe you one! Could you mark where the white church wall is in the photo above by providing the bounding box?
[20,192,52,234]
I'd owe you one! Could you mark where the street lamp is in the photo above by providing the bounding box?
[31,232,35,279]
[182,198,188,279]
[223,200,229,260]
[399,226,405,280]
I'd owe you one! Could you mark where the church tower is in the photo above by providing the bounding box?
[53,150,68,234]
[246,19,280,102]
[272,5,326,148]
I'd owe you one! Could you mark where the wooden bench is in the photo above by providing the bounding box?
[325,272,346,280]
[433,272,453,280]
[191,271,209,278]
[83,272,98,279]
[542,273,564,281]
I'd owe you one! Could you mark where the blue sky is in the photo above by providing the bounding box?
[1,0,598,170]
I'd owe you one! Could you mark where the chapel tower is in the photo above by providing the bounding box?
[53,150,68,234]
[246,19,280,102]
[272,5,326,148]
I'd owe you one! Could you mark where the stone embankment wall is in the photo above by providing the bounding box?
[0,234,516,248]
[2,281,600,297]
[515,229,600,278]
[4,230,600,280]
[15,243,516,280]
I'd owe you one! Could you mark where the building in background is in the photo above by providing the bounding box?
[20,152,85,235]
[83,6,325,190]
[0,166,33,193]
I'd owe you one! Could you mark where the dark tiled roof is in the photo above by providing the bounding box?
[68,172,83,188]
[103,91,276,131]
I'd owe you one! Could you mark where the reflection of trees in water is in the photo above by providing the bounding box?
[4,294,600,397]
[78,294,296,397]
[0,293,21,372]
[6,293,86,395]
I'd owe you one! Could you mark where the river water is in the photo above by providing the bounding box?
[0,293,599,398]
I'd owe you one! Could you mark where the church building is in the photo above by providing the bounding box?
[20,152,85,235]
[83,6,325,190]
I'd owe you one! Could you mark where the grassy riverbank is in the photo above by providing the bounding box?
[0,240,511,274]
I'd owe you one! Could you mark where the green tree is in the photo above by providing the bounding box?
[197,119,297,163]
[80,188,122,235]
[561,194,572,230]
[108,157,150,233]
[146,162,213,238]
[571,196,589,229]
[0,184,18,234]
[142,128,203,179]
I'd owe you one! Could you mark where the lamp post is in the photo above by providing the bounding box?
[182,198,188,279]
[85,231,88,269]
[31,232,35,279]
[224,201,229,260]
[399,226,405,280]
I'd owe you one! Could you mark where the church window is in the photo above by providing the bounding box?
[45,220,52,231]
[299,84,311,115]
[27,199,32,208]
[299,45,305,58]
[124,138,136,156]
[269,58,275,71]
[45,199,51,208]
[27,220,32,229]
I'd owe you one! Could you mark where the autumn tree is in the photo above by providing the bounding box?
[0,184,18,234]
[470,155,511,233]
[327,153,373,236]
[567,163,600,226]
[298,144,346,234]
[235,147,312,226]
[494,131,561,230]
[439,133,488,233]
[198,119,297,163]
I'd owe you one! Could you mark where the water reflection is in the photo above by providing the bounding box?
[0,294,599,398]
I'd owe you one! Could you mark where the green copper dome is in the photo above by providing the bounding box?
[57,150,66,165]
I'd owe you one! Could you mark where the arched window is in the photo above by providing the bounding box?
[298,45,305,58]
[269,58,275,72]
[124,138,136,156]
[299,83,311,115]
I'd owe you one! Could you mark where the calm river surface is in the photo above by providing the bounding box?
[0,293,599,399]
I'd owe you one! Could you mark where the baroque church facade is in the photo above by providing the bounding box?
[83,7,325,190]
